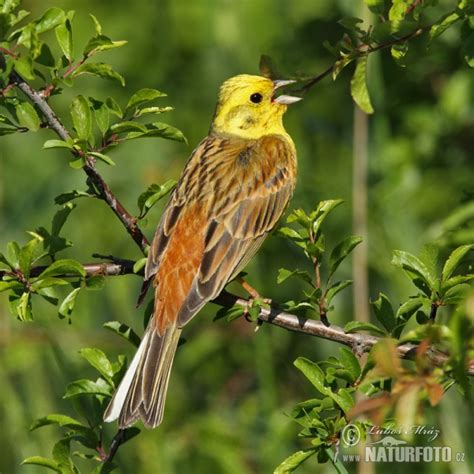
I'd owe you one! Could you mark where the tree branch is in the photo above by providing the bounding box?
[7,68,149,253]
[4,260,471,376]
[296,24,429,94]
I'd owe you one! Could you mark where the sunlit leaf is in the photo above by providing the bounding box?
[70,95,92,140]
[35,7,65,34]
[55,18,73,60]
[442,244,473,281]
[125,88,167,115]
[63,378,112,399]
[274,449,318,474]
[329,236,362,277]
[22,456,61,472]
[350,55,374,114]
[39,259,85,278]
[72,62,125,86]
[79,348,114,383]
[344,321,386,336]
[58,287,80,318]
[103,321,141,348]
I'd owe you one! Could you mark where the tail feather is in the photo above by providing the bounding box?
[104,323,182,429]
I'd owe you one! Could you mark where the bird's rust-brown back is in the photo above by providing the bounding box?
[146,132,297,334]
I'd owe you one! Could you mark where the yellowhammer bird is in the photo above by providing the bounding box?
[104,74,301,429]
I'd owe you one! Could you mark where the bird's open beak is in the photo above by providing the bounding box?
[272,79,302,105]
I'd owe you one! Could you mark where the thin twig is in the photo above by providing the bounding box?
[296,25,429,94]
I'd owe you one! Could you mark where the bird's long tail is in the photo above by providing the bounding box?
[103,322,182,429]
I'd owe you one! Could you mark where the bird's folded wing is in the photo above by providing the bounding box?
[145,134,296,331]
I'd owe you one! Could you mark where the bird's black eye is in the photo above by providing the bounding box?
[250,92,263,104]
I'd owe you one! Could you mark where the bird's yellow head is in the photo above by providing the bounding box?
[211,74,301,140]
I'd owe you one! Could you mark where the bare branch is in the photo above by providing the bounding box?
[4,260,471,376]
[7,68,149,253]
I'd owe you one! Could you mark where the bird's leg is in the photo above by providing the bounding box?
[236,276,272,305]
[236,277,271,331]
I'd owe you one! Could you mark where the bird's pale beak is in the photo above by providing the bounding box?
[273,79,302,105]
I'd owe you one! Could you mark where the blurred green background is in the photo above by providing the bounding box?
[0,0,473,473]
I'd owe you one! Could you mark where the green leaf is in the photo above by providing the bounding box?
[312,199,344,236]
[325,280,353,305]
[294,357,353,413]
[338,347,361,381]
[6,241,20,268]
[14,55,35,80]
[16,292,33,321]
[35,7,65,34]
[72,62,125,86]
[125,88,167,115]
[14,102,39,132]
[54,189,93,204]
[79,348,114,383]
[350,55,374,114]
[344,321,386,336]
[52,438,73,470]
[70,95,92,140]
[103,321,141,348]
[22,456,61,472]
[88,151,115,166]
[135,106,173,117]
[391,42,408,66]
[371,292,396,332]
[389,0,410,21]
[396,296,426,321]
[63,378,112,399]
[442,244,474,281]
[277,268,314,286]
[89,14,102,35]
[52,203,75,237]
[274,449,317,474]
[31,277,69,291]
[43,139,74,150]
[109,121,148,135]
[125,122,187,143]
[39,259,85,278]
[84,34,127,56]
[90,99,110,134]
[59,287,80,318]
[69,157,86,169]
[294,357,328,395]
[19,237,44,278]
[30,413,83,431]
[442,274,474,293]
[444,283,470,304]
[392,250,436,290]
[0,280,22,293]
[55,18,73,60]
[430,11,461,41]
[137,180,177,217]
[329,236,362,276]
[277,226,304,241]
[106,96,123,118]
[133,257,147,274]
